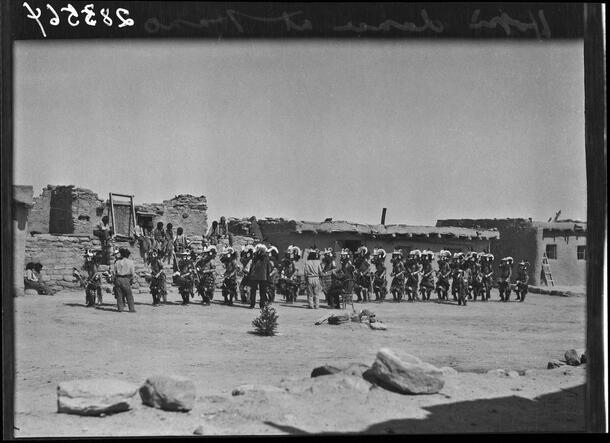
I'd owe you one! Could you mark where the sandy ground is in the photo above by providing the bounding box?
[12,287,586,436]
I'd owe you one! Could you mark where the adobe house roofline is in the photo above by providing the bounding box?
[254,218,500,240]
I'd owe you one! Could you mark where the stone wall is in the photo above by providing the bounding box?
[137,194,208,237]
[24,234,151,294]
[28,185,104,235]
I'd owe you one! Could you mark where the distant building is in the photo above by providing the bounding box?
[229,218,499,276]
[436,218,587,287]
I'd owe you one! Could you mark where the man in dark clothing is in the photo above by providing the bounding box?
[247,243,274,309]
[435,250,452,300]
[514,260,530,302]
[149,248,166,306]
[239,245,255,304]
[481,253,494,300]
[220,247,238,305]
[498,257,513,301]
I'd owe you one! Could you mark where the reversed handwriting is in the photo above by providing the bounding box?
[469,9,551,39]
[333,9,443,33]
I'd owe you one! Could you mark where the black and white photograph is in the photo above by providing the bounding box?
[3,1,607,437]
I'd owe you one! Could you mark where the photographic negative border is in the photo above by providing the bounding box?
[1,2,606,437]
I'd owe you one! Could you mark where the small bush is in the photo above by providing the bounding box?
[252,304,279,336]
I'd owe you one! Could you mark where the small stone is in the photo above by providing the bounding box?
[576,349,587,364]
[311,365,341,378]
[139,375,196,412]
[564,349,581,366]
[231,384,285,396]
[440,366,458,376]
[193,425,205,435]
[24,289,39,296]
[547,360,565,369]
[507,371,519,378]
[487,369,507,376]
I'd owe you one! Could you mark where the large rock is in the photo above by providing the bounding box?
[139,375,196,412]
[57,378,139,416]
[564,349,581,366]
[547,359,565,369]
[362,348,444,395]
[311,365,341,378]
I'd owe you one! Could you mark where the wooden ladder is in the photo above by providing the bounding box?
[541,253,555,286]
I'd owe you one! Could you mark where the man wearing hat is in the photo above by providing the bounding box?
[390,249,406,302]
[148,248,166,306]
[371,248,388,302]
[405,250,422,301]
[450,253,464,301]
[435,250,451,300]
[113,248,136,313]
[247,244,274,309]
[195,246,216,305]
[353,246,372,303]
[239,245,255,304]
[514,261,530,302]
[481,254,494,300]
[419,251,435,301]
[220,247,239,305]
[267,246,281,304]
[498,257,513,301]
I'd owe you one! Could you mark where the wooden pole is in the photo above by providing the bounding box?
[381,208,387,225]
[584,2,607,433]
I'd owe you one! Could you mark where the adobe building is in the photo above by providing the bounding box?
[436,218,587,287]
[13,185,34,297]
[230,217,499,278]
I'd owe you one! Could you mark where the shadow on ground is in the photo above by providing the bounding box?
[264,384,585,434]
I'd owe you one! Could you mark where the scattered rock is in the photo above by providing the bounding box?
[440,366,458,376]
[231,384,285,396]
[57,378,139,416]
[139,375,196,412]
[547,360,565,369]
[369,321,387,330]
[311,365,341,378]
[362,348,444,395]
[507,371,519,378]
[487,369,507,376]
[564,349,581,366]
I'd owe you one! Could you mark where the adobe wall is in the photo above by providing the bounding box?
[437,219,541,285]
[540,231,587,287]
[28,185,104,235]
[24,234,151,294]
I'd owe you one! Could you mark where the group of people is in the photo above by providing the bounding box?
[76,215,532,312]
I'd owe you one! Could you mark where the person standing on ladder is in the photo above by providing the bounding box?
[94,215,114,265]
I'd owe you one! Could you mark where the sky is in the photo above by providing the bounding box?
[14,39,586,226]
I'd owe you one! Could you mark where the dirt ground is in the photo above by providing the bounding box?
[12,287,586,436]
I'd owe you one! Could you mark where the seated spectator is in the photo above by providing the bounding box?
[24,262,55,295]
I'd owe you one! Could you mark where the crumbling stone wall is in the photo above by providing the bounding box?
[137,194,208,237]
[27,185,104,235]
